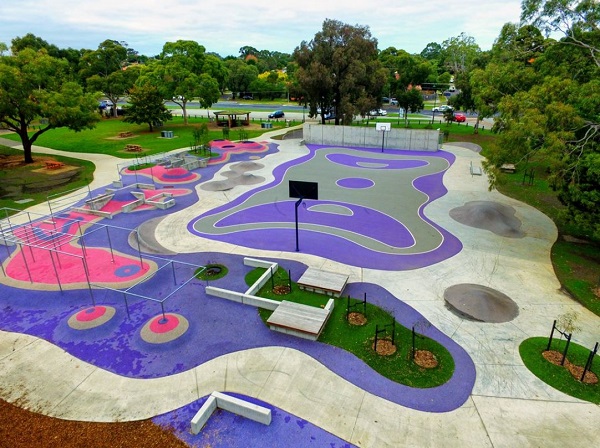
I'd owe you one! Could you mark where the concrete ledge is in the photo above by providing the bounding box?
[205,286,280,310]
[191,392,271,435]
[190,395,217,435]
[244,258,278,296]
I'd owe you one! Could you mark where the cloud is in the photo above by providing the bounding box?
[0,0,523,56]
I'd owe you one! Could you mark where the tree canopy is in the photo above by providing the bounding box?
[481,0,600,238]
[0,48,99,163]
[294,19,387,125]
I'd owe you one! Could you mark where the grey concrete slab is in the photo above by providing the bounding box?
[473,396,600,448]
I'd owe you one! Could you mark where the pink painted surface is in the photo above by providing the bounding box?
[123,165,199,183]
[76,306,107,321]
[149,314,179,333]
[5,212,153,285]
[208,140,270,164]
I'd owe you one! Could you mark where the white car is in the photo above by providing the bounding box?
[368,109,387,116]
[432,105,453,113]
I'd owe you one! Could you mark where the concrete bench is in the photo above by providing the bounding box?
[191,392,271,435]
[470,162,482,176]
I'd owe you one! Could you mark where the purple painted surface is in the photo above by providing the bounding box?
[153,393,356,448]
[212,200,415,248]
[189,145,462,270]
[326,153,429,170]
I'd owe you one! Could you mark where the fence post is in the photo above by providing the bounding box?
[561,333,572,366]
[547,320,556,351]
[580,342,598,382]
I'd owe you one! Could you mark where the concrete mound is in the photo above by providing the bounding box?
[449,201,525,238]
[444,283,519,323]
[201,161,265,191]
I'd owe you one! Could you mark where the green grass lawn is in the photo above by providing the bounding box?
[520,337,599,404]
[1,116,297,159]
[0,145,95,214]
[246,267,455,388]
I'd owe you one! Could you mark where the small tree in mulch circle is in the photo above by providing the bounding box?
[412,319,438,369]
[195,263,228,282]
[372,318,397,356]
[544,312,597,384]
[346,293,367,326]
[270,267,291,295]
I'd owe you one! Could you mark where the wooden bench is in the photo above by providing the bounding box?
[267,300,332,340]
[45,161,65,170]
[119,131,133,138]
[125,144,142,152]
[297,267,349,298]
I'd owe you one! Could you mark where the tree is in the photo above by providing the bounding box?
[225,59,259,98]
[139,40,217,125]
[0,48,99,164]
[80,40,131,117]
[480,1,600,237]
[395,88,424,127]
[294,19,387,125]
[123,83,172,132]
[522,0,600,67]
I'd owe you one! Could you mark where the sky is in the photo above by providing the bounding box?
[0,0,525,57]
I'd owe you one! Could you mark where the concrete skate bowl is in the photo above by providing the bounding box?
[201,161,265,191]
[444,283,519,323]
[449,201,525,238]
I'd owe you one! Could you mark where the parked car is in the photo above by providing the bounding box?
[268,110,285,119]
[368,109,387,116]
[432,105,453,113]
[242,94,254,100]
[323,111,336,120]
[389,98,398,106]
[453,112,467,122]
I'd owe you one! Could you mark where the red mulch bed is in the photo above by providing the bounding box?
[0,399,187,448]
[542,350,598,384]
[414,350,438,369]
[347,312,367,326]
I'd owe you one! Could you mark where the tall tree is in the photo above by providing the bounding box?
[294,19,387,125]
[139,40,216,125]
[225,59,259,98]
[80,40,132,117]
[482,1,600,237]
[123,83,172,132]
[0,48,99,163]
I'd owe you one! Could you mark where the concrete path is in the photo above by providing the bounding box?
[1,130,599,447]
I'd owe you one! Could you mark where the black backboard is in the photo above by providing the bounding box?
[289,180,319,200]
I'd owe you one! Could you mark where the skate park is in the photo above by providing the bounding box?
[0,124,598,447]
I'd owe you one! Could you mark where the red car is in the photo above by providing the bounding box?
[453,112,467,122]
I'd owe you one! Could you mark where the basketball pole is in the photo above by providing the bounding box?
[295,197,304,252]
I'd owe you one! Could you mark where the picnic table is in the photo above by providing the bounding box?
[45,161,65,170]
[119,131,133,138]
[125,144,142,152]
